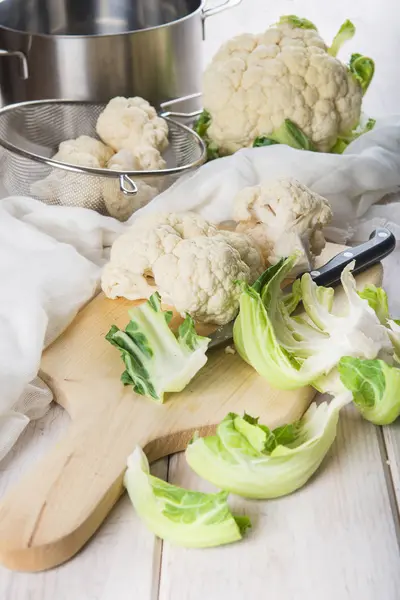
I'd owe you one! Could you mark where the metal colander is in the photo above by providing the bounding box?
[0,99,206,219]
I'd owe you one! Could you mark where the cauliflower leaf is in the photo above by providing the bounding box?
[339,357,400,425]
[186,394,350,499]
[233,255,392,391]
[277,15,317,30]
[105,292,210,402]
[125,446,251,547]
[328,20,356,57]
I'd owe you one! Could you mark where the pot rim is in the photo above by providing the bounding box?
[0,0,205,39]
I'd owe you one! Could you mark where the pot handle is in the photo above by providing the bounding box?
[0,49,28,79]
[119,174,138,195]
[202,0,242,20]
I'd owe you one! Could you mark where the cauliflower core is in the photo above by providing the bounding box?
[101,212,265,325]
[234,178,332,270]
[203,20,362,153]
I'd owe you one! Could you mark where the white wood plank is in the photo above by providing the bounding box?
[0,405,166,600]
[159,405,400,600]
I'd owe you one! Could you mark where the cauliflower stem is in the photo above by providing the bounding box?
[253,119,317,152]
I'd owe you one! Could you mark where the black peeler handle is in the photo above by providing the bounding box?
[307,228,396,288]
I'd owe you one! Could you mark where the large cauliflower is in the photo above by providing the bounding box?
[234,178,332,271]
[200,16,374,155]
[96,96,169,155]
[101,211,265,324]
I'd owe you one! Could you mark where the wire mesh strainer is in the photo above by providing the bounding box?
[0,99,206,219]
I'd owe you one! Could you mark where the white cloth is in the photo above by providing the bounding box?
[0,197,124,460]
[133,116,400,243]
[2,115,400,461]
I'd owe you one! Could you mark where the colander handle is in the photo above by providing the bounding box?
[119,174,138,195]
[160,93,203,121]
[0,49,28,79]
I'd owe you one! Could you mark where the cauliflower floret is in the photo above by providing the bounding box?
[152,236,251,325]
[101,263,157,300]
[213,230,265,281]
[103,180,157,222]
[234,179,332,270]
[102,212,262,323]
[103,150,159,221]
[96,96,169,154]
[107,148,166,172]
[30,169,104,210]
[203,19,363,154]
[53,135,114,167]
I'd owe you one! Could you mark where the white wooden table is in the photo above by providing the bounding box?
[2,1,400,598]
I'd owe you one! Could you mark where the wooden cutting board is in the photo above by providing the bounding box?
[0,243,383,572]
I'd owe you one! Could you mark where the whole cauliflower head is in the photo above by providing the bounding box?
[234,178,332,269]
[152,236,251,325]
[53,135,114,167]
[203,17,363,154]
[102,211,263,324]
[96,96,169,154]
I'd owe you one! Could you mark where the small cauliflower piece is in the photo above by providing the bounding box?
[96,96,169,154]
[53,135,114,167]
[107,148,166,172]
[103,150,159,221]
[152,236,251,325]
[234,179,332,269]
[30,169,104,210]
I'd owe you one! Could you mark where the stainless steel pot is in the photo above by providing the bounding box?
[0,0,241,107]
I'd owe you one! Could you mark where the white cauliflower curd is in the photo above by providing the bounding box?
[96,96,169,155]
[199,16,375,155]
[103,150,159,221]
[53,135,114,167]
[234,178,332,270]
[101,212,265,325]
[30,96,169,219]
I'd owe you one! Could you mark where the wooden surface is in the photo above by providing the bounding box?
[0,241,371,572]
[2,0,400,596]
[0,241,383,576]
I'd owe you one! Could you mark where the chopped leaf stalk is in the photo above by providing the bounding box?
[124,446,251,547]
[349,53,375,94]
[186,394,350,499]
[339,357,400,424]
[233,256,392,391]
[328,20,356,57]
[278,15,317,30]
[330,117,376,153]
[358,284,389,325]
[106,292,210,402]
